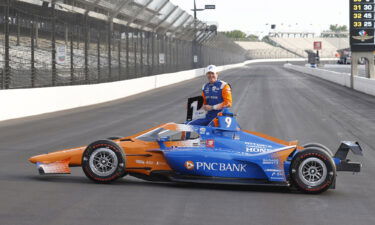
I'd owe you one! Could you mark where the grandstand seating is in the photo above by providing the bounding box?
[235,41,299,59]
[269,37,349,58]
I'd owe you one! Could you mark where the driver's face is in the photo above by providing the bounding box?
[206,72,218,83]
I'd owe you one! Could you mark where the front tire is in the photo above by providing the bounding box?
[82,140,126,183]
[290,148,336,194]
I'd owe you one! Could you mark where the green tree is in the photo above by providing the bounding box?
[247,34,259,41]
[329,24,348,32]
[321,24,348,37]
[221,30,247,39]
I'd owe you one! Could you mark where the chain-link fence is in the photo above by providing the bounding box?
[0,0,245,89]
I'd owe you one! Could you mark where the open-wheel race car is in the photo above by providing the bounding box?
[29,97,363,194]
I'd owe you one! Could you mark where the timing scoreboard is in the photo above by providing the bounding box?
[350,0,375,51]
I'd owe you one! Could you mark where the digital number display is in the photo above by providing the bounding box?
[350,0,375,51]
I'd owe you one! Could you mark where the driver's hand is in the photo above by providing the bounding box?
[203,105,213,111]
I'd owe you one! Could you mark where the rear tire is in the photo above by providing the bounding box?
[82,140,126,183]
[290,148,336,194]
[302,143,333,156]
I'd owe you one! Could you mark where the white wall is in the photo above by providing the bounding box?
[0,58,308,122]
[284,64,375,97]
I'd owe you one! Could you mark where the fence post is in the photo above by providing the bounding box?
[97,31,100,82]
[134,30,137,77]
[70,27,74,84]
[151,33,155,75]
[125,27,129,79]
[161,35,165,74]
[16,12,20,46]
[157,35,160,74]
[140,31,143,77]
[84,14,89,83]
[118,30,122,80]
[146,32,150,76]
[4,0,10,89]
[31,21,36,87]
[107,21,112,81]
[163,35,170,73]
[51,1,57,86]
[35,16,39,48]
[166,37,170,72]
[65,24,68,46]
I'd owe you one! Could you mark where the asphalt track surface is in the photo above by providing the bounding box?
[1,62,375,225]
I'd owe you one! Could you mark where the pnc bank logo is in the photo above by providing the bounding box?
[184,161,194,170]
[183,161,247,172]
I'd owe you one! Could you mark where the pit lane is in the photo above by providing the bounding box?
[0,62,374,225]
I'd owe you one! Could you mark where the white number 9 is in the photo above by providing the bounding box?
[225,117,232,128]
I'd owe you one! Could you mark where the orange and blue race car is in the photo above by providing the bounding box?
[29,97,363,194]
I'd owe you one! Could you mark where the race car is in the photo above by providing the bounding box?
[29,97,363,194]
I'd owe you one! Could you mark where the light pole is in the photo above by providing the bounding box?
[191,0,215,68]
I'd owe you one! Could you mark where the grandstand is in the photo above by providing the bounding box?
[268,36,349,58]
[234,31,349,60]
[235,41,299,59]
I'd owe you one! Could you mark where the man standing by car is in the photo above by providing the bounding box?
[189,65,232,126]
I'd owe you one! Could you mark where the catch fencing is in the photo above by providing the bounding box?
[0,0,245,89]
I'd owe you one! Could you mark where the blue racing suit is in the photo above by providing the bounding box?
[189,80,232,126]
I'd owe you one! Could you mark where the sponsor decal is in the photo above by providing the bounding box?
[245,142,273,153]
[184,161,194,170]
[196,162,247,172]
[265,169,284,178]
[145,161,154,165]
[184,161,247,172]
[199,128,206,135]
[156,161,166,166]
[262,158,279,165]
[135,160,145,164]
[352,30,373,42]
[206,139,215,148]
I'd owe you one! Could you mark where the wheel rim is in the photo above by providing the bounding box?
[298,157,327,187]
[89,148,118,177]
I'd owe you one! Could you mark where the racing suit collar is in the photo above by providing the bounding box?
[208,80,221,85]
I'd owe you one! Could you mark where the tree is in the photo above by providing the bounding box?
[329,24,348,32]
[221,30,247,39]
[321,24,348,37]
[247,34,259,41]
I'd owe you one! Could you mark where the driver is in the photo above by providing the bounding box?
[188,65,232,126]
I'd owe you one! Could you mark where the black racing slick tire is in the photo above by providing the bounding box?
[290,148,336,194]
[82,140,126,183]
[302,143,334,156]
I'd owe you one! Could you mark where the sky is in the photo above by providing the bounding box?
[169,0,349,36]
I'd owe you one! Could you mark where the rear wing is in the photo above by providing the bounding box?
[334,141,363,172]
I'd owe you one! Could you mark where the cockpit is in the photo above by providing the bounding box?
[136,123,200,142]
